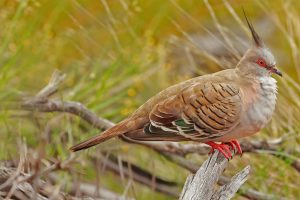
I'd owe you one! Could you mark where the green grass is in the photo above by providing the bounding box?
[0,0,300,199]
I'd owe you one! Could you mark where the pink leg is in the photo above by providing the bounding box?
[205,141,232,159]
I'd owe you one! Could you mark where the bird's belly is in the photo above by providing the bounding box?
[245,96,275,127]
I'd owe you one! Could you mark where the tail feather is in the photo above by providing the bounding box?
[70,121,129,152]
[123,129,189,142]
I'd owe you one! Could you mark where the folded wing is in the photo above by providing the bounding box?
[127,82,242,141]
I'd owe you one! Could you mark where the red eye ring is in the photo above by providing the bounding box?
[256,58,267,67]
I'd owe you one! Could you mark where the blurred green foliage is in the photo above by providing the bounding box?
[0,0,300,199]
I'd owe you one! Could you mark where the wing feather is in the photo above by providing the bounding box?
[142,82,242,141]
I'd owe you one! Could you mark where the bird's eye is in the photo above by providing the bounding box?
[256,58,267,67]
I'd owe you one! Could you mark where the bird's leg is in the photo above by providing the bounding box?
[205,141,232,159]
[226,139,243,155]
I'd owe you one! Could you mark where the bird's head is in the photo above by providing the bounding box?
[236,11,282,78]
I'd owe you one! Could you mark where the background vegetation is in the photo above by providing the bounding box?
[0,0,300,199]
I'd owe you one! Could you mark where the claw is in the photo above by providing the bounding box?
[226,140,243,156]
[232,140,243,155]
[221,144,233,159]
[205,142,232,159]
[226,141,235,151]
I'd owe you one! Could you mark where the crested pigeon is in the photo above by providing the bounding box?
[70,13,282,159]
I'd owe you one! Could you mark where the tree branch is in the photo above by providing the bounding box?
[19,96,300,174]
[180,150,250,200]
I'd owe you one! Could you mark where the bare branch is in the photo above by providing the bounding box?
[211,165,250,200]
[32,70,66,101]
[180,150,250,200]
[163,152,286,200]
[21,100,113,130]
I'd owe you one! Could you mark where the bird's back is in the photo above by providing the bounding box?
[131,68,238,119]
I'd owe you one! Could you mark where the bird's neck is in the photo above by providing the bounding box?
[235,66,271,80]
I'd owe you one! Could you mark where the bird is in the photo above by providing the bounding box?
[70,12,282,159]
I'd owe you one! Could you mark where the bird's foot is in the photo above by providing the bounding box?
[225,139,243,156]
[205,141,233,159]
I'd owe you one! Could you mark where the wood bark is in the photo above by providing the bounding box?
[180,150,250,200]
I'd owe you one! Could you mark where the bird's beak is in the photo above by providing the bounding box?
[270,67,282,77]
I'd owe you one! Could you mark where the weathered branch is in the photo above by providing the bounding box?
[34,70,66,100]
[180,150,250,200]
[163,152,286,200]
[211,166,251,200]
[21,100,113,130]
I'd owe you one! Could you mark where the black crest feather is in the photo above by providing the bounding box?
[243,9,264,47]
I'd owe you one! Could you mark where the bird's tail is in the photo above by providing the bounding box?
[70,120,131,152]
